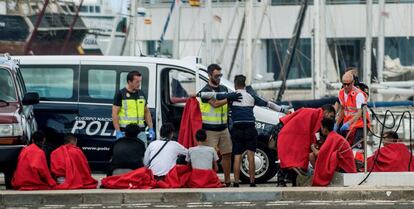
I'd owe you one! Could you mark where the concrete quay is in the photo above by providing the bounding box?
[1,186,414,206]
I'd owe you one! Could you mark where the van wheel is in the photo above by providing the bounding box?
[239,143,277,183]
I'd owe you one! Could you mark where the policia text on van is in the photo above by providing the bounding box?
[16,56,285,183]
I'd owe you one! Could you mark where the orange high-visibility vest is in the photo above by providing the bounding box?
[338,87,370,129]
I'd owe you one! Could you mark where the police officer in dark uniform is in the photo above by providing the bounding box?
[112,71,154,144]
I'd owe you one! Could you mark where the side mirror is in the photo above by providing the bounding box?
[22,92,39,105]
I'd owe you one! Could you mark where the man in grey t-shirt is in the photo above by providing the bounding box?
[187,129,219,171]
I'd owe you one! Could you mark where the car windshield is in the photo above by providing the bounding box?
[0,68,17,102]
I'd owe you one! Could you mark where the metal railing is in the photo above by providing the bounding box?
[368,107,414,143]
[143,0,414,6]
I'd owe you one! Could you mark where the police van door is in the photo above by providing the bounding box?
[20,62,80,147]
[157,65,207,137]
[77,61,155,171]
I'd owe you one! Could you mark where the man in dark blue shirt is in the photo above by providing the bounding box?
[199,75,288,187]
[230,75,288,187]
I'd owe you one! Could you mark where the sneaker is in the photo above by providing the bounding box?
[225,182,231,187]
[250,183,256,187]
[233,182,239,187]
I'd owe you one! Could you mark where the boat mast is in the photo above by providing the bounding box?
[227,15,245,79]
[205,0,212,64]
[244,0,254,85]
[276,0,309,102]
[216,1,240,65]
[61,0,84,54]
[130,0,137,56]
[377,0,385,83]
[173,0,181,59]
[156,0,176,56]
[313,0,326,99]
[24,0,50,55]
[364,0,373,99]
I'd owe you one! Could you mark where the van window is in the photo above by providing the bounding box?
[20,66,76,100]
[168,69,206,104]
[80,65,149,103]
[88,69,116,99]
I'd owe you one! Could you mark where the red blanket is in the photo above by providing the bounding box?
[50,144,98,189]
[312,132,356,186]
[188,169,223,188]
[101,167,157,189]
[178,98,202,148]
[12,144,57,190]
[156,165,192,188]
[367,143,414,172]
[157,165,222,188]
[278,108,323,170]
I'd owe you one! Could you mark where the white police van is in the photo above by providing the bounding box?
[16,55,282,183]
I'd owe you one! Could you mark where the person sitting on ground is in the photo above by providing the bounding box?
[12,131,56,190]
[108,123,146,176]
[186,129,222,188]
[308,132,326,174]
[276,104,336,187]
[312,118,356,186]
[50,134,98,189]
[188,129,219,171]
[366,131,414,172]
[144,123,188,180]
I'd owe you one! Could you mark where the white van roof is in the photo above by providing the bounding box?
[14,56,203,71]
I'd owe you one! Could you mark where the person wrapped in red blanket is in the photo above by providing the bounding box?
[12,131,57,190]
[50,134,98,189]
[101,167,158,189]
[367,131,414,172]
[159,129,222,188]
[187,129,222,188]
[312,118,356,186]
[156,164,192,188]
[277,104,336,186]
[102,124,188,189]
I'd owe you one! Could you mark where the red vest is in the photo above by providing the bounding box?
[338,87,370,129]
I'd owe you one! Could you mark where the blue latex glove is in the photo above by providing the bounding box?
[148,128,155,141]
[333,123,339,132]
[116,131,124,139]
[340,122,350,132]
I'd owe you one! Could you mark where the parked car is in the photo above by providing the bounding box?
[16,55,283,183]
[0,54,39,189]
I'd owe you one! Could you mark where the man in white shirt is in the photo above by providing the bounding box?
[144,123,188,179]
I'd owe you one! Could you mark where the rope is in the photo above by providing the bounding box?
[358,107,413,185]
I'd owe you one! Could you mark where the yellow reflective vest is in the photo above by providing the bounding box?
[117,89,146,128]
[199,100,228,126]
